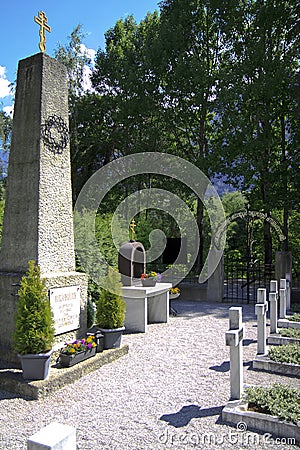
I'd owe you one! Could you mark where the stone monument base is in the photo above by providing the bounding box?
[0,271,88,367]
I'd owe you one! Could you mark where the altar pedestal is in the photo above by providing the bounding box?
[122,283,172,332]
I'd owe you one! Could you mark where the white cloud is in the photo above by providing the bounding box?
[0,66,12,98]
[79,44,96,65]
[3,105,14,118]
[79,44,96,93]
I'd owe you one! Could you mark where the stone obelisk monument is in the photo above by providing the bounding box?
[0,13,87,364]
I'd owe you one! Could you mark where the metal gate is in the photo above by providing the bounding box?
[223,256,275,304]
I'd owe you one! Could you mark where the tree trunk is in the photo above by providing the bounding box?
[280,114,289,251]
[261,178,273,266]
[263,217,273,266]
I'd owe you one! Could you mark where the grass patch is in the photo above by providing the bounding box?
[280,328,300,339]
[269,344,300,365]
[245,383,300,424]
[288,313,300,322]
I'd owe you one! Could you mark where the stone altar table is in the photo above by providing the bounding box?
[122,283,172,332]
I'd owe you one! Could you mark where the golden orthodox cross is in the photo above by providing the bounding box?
[130,219,136,241]
[34,11,51,53]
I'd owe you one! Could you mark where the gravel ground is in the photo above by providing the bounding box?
[0,300,299,450]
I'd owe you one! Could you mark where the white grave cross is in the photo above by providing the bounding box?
[279,278,287,319]
[255,288,268,355]
[285,273,291,311]
[225,307,244,400]
[269,280,278,334]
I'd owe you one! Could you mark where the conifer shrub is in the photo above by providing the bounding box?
[96,268,126,329]
[13,261,55,355]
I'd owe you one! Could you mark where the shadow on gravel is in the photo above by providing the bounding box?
[210,360,252,373]
[243,338,256,346]
[171,301,256,322]
[160,404,224,428]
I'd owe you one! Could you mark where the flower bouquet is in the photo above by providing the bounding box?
[169,287,180,299]
[59,336,97,367]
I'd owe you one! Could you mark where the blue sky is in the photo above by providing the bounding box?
[0,0,161,114]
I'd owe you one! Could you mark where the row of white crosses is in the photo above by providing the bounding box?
[269,277,290,334]
[225,277,290,401]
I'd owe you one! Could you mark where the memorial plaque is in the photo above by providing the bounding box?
[50,286,80,335]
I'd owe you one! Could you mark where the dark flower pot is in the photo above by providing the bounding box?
[18,350,53,380]
[141,279,156,287]
[59,347,96,368]
[99,327,125,349]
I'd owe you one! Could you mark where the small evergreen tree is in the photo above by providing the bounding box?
[96,268,126,329]
[13,261,55,354]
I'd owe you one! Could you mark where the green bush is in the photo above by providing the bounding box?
[280,328,300,339]
[13,261,55,355]
[96,268,126,329]
[245,383,300,424]
[289,313,300,322]
[269,344,300,365]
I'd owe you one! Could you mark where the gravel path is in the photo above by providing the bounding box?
[0,300,299,450]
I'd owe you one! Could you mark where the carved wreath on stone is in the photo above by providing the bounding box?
[41,114,69,155]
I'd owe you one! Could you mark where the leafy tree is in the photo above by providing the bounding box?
[158,0,226,272]
[54,25,94,200]
[215,0,300,264]
[0,110,12,179]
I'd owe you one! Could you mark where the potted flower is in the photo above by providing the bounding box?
[141,271,161,287]
[96,268,126,349]
[169,287,180,300]
[13,261,55,380]
[59,335,97,367]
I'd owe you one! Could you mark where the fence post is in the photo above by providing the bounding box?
[225,307,244,400]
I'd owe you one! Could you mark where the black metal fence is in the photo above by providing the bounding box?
[223,257,275,304]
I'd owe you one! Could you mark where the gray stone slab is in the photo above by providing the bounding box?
[222,399,300,443]
[253,354,300,377]
[122,283,171,333]
[267,333,300,346]
[278,318,300,329]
